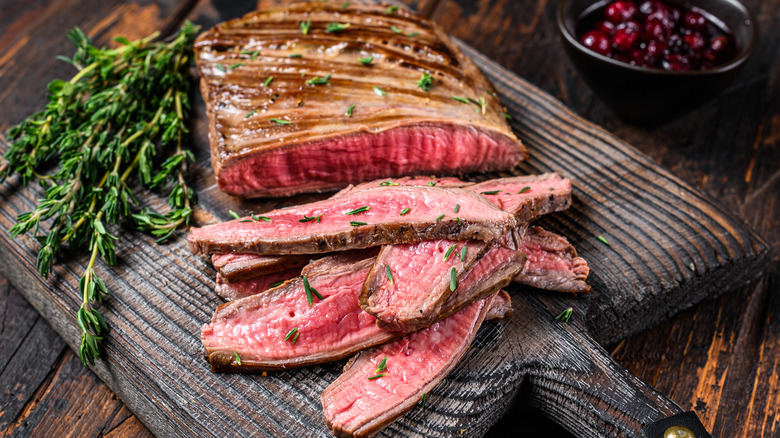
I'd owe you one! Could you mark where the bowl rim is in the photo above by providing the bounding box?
[556,0,759,76]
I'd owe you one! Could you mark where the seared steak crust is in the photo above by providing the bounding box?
[188,186,516,256]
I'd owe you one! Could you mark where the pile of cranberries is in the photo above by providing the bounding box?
[577,0,737,71]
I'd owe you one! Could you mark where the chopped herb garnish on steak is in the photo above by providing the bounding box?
[344,206,370,215]
[292,332,300,344]
[299,215,317,222]
[555,307,573,322]
[288,54,302,58]
[450,267,457,291]
[368,373,388,380]
[373,86,386,96]
[385,265,394,284]
[454,204,460,213]
[264,76,274,87]
[549,187,554,191]
[419,393,426,408]
[384,5,399,14]
[376,356,388,373]
[407,31,419,37]
[340,1,349,8]
[452,96,470,104]
[350,221,367,226]
[460,246,467,261]
[481,190,500,195]
[234,352,242,365]
[444,243,456,261]
[215,63,226,72]
[358,56,374,65]
[346,104,355,117]
[252,214,272,222]
[228,62,244,70]
[427,180,436,186]
[244,109,257,119]
[271,118,291,125]
[240,49,259,60]
[435,214,445,221]
[306,74,331,85]
[417,72,434,91]
[303,275,323,307]
[390,26,403,34]
[400,208,410,215]
[518,186,531,194]
[269,280,284,288]
[479,97,487,115]
[300,19,311,35]
[284,327,298,341]
[380,180,400,186]
[502,111,512,120]
[597,235,610,245]
[229,210,241,219]
[326,23,351,33]
[456,217,461,225]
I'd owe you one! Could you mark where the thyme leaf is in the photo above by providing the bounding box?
[300,19,311,35]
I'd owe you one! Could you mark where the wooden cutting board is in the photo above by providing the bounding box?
[0,1,770,437]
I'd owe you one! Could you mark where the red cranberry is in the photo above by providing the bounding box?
[638,0,660,15]
[644,18,670,42]
[580,31,612,56]
[710,35,729,52]
[684,33,706,51]
[645,39,667,62]
[605,1,638,24]
[613,21,641,51]
[646,4,677,29]
[596,20,617,35]
[629,49,651,66]
[682,11,708,31]
[662,53,691,71]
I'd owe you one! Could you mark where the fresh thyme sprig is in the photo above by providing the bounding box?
[0,23,200,367]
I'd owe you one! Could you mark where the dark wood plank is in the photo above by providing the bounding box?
[0,0,776,438]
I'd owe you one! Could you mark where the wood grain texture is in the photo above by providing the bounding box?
[4,2,777,435]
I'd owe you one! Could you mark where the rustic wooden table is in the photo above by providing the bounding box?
[1,0,777,437]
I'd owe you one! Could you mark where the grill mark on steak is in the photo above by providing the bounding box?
[360,174,571,332]
[188,186,516,257]
[195,3,526,198]
[321,292,499,438]
[514,226,591,293]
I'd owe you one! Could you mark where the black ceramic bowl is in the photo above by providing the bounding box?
[557,0,758,124]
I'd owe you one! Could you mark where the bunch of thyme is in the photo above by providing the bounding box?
[0,22,200,366]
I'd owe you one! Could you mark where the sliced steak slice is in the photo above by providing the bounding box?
[360,174,570,332]
[322,292,498,438]
[195,3,527,198]
[214,267,301,301]
[188,186,515,256]
[213,176,469,283]
[486,290,514,320]
[201,253,393,372]
[212,253,311,283]
[514,226,591,293]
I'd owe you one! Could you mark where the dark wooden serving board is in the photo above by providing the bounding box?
[0,0,771,437]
